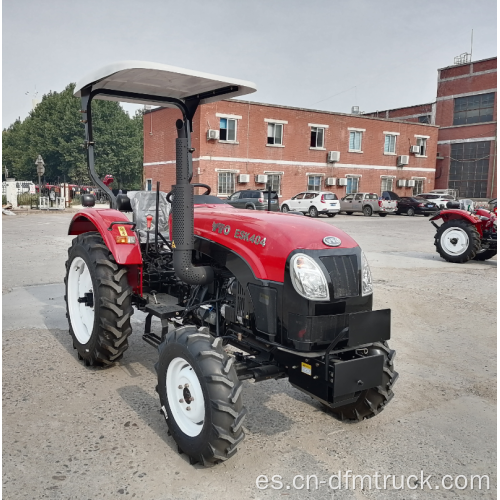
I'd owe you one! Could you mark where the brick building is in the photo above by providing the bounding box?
[143,101,438,201]
[365,57,497,199]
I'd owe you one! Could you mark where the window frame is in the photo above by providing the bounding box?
[307,175,322,192]
[145,178,152,191]
[381,176,395,192]
[219,117,238,142]
[415,137,428,157]
[310,126,325,149]
[412,177,426,196]
[346,176,360,194]
[265,173,282,195]
[267,122,284,146]
[348,130,363,153]
[217,171,236,197]
[384,134,397,155]
[453,92,495,126]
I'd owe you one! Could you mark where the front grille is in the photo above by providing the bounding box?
[320,254,359,298]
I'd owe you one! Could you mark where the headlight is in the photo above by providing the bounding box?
[290,254,330,301]
[361,251,373,296]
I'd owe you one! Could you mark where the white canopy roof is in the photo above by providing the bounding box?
[74,61,257,106]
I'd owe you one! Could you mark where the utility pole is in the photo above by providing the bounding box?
[35,155,45,209]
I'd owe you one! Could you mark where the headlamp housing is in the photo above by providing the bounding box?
[290,253,330,301]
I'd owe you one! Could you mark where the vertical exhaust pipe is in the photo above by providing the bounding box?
[171,119,214,285]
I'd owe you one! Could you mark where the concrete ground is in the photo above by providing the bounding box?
[2,211,496,499]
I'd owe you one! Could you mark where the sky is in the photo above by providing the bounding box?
[2,0,498,128]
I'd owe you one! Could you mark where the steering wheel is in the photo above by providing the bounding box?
[166,183,211,204]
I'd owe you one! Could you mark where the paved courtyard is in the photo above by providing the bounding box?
[2,211,496,499]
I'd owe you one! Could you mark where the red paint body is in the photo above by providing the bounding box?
[70,204,359,287]
[430,208,497,238]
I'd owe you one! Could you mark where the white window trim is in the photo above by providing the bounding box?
[264,171,285,174]
[384,133,398,155]
[215,113,242,120]
[411,176,427,180]
[348,127,366,132]
[266,144,285,148]
[380,175,396,178]
[218,141,240,145]
[219,116,238,143]
[349,130,363,153]
[264,118,288,124]
[306,172,326,176]
[415,137,428,158]
[310,147,327,151]
[217,171,237,196]
[145,178,153,191]
[308,123,329,129]
[214,168,240,173]
[346,174,362,178]
[414,134,430,139]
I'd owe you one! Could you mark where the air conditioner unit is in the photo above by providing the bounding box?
[207,129,219,140]
[397,180,406,187]
[238,174,250,183]
[327,151,340,163]
[326,177,337,186]
[338,178,348,186]
[397,155,410,166]
[351,106,360,114]
[410,145,421,154]
[407,179,416,187]
[255,174,268,184]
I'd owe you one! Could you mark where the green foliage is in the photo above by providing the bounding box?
[2,84,144,189]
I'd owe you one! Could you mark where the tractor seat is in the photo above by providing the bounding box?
[123,191,171,243]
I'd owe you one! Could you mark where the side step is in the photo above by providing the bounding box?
[141,293,186,349]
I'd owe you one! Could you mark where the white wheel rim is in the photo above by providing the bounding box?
[67,256,95,344]
[166,357,205,437]
[441,227,469,255]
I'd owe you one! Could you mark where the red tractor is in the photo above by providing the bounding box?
[65,62,398,466]
[430,200,497,262]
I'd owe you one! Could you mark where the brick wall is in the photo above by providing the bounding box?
[144,100,438,199]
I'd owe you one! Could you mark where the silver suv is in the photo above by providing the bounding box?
[225,190,280,211]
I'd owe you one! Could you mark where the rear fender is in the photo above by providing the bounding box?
[69,209,143,294]
[429,209,483,236]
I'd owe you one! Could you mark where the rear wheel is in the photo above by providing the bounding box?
[363,205,373,217]
[281,204,289,213]
[323,342,398,422]
[378,213,388,217]
[406,207,415,216]
[309,206,318,218]
[345,211,353,215]
[245,205,255,210]
[473,249,497,261]
[435,220,481,263]
[327,213,336,218]
[156,326,246,466]
[65,232,133,366]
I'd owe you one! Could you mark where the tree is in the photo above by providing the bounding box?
[2,83,144,189]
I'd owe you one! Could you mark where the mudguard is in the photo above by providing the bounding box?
[68,208,143,265]
[429,209,483,236]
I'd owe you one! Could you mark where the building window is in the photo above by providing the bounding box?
[384,135,397,154]
[266,174,282,195]
[449,141,490,198]
[267,123,283,145]
[412,178,425,196]
[349,131,362,152]
[416,137,427,156]
[218,172,236,196]
[307,175,322,192]
[346,176,359,194]
[418,115,431,124]
[453,93,495,125]
[219,118,237,141]
[146,179,152,191]
[381,176,394,192]
[310,127,325,148]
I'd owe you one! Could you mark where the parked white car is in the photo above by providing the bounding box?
[280,191,340,217]
[418,193,455,209]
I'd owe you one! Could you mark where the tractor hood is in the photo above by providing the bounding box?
[186,204,358,283]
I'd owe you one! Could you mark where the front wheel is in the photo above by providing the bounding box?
[281,204,289,213]
[406,207,415,216]
[64,232,133,366]
[323,342,398,422]
[327,213,336,218]
[378,213,388,217]
[309,206,318,218]
[473,249,497,261]
[156,326,246,466]
[434,220,481,263]
[363,205,373,217]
